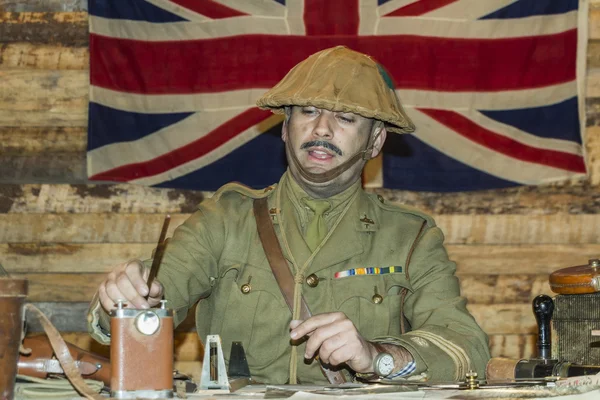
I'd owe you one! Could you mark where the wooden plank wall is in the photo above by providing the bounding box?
[1,0,599,368]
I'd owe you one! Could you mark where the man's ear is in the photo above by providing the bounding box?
[370,125,387,158]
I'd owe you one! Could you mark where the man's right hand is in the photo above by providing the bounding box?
[98,260,164,312]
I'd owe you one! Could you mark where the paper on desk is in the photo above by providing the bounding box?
[288,388,600,400]
[289,392,425,399]
[555,373,600,387]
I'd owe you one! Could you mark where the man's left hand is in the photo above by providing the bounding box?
[289,312,376,373]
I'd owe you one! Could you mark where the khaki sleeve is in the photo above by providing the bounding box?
[86,292,111,345]
[374,226,491,382]
[86,201,225,343]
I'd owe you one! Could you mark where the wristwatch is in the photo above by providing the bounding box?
[372,342,395,377]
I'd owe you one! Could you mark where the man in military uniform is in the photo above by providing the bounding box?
[88,46,491,384]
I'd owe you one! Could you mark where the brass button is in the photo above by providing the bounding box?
[241,283,251,294]
[377,195,384,204]
[372,294,383,304]
[306,274,319,288]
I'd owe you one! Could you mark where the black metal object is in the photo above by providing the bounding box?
[505,294,600,380]
[533,295,554,360]
[552,293,600,364]
[228,341,251,379]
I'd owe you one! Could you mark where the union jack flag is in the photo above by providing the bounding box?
[87,0,588,191]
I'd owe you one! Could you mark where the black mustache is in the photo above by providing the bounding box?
[300,141,343,156]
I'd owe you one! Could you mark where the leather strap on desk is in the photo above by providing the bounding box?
[23,304,104,400]
[253,197,347,385]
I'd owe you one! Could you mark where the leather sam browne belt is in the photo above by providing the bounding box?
[253,197,347,385]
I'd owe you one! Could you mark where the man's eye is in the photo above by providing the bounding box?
[338,115,354,123]
[301,107,317,115]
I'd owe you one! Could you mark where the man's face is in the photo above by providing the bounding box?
[282,106,385,198]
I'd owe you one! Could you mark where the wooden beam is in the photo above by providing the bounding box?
[0,213,189,243]
[434,214,600,245]
[0,176,599,215]
[1,243,161,273]
[0,184,206,214]
[586,126,600,186]
[0,153,87,183]
[1,213,599,244]
[13,273,104,302]
[488,334,536,360]
[450,244,600,275]
[0,43,88,69]
[0,110,86,127]
[3,242,598,275]
[0,69,88,127]
[0,12,88,45]
[0,127,86,154]
[25,302,90,332]
[0,0,87,12]
[468,303,536,335]
[377,181,600,215]
[591,9,600,41]
[459,275,552,304]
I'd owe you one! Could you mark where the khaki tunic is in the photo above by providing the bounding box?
[88,174,490,384]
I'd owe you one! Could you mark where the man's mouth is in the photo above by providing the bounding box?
[300,140,343,157]
[308,147,335,160]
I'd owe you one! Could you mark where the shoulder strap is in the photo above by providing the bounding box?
[253,198,346,385]
[23,304,104,400]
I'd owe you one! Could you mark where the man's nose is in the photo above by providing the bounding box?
[312,113,334,139]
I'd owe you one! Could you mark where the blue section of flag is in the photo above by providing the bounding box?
[480,97,580,142]
[155,124,287,191]
[382,134,517,192]
[88,0,186,22]
[273,0,286,5]
[87,103,193,151]
[480,0,578,19]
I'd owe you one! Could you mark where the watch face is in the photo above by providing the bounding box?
[375,353,395,377]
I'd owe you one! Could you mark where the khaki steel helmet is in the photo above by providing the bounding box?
[256,46,415,134]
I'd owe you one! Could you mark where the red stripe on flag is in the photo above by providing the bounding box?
[170,0,248,19]
[89,108,272,181]
[90,30,577,94]
[384,0,461,17]
[419,108,586,173]
[304,0,359,35]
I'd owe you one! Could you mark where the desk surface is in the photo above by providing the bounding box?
[13,382,600,400]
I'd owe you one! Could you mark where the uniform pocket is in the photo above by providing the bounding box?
[331,273,410,339]
[218,265,289,368]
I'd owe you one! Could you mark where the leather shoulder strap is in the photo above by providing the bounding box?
[253,197,311,320]
[253,198,346,385]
